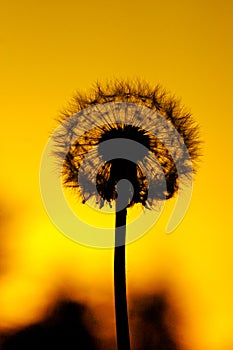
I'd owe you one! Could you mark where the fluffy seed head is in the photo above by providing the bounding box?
[54,79,200,208]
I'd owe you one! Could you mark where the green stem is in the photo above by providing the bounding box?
[114,206,131,350]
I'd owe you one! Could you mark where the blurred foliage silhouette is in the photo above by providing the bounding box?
[0,293,182,350]
[131,293,180,350]
[1,299,98,350]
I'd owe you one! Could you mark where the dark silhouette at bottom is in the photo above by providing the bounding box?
[1,293,181,350]
[1,299,98,350]
[131,293,179,350]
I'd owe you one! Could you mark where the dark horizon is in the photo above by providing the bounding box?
[0,293,181,350]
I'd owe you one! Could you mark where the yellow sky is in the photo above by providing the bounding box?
[0,0,233,348]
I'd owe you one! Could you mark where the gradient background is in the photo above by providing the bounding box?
[0,0,233,349]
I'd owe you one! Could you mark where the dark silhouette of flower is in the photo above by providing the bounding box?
[53,79,200,350]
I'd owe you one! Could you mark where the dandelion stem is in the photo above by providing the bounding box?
[114,205,131,350]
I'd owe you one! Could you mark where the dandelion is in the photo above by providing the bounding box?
[53,79,200,350]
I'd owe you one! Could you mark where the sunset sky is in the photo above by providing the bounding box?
[0,0,233,349]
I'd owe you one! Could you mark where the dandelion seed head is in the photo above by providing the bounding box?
[53,79,200,209]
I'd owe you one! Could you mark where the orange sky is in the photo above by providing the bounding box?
[0,0,233,349]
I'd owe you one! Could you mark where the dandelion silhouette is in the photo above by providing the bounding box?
[53,80,200,350]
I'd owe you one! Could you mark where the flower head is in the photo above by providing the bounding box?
[54,80,200,209]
